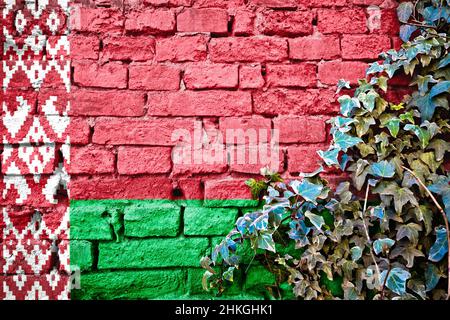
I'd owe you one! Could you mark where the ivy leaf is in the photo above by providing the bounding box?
[437,53,450,69]
[430,81,450,98]
[338,95,360,117]
[290,180,323,204]
[370,160,395,178]
[399,111,415,124]
[333,131,363,152]
[355,116,376,137]
[202,271,214,291]
[425,264,440,292]
[396,223,422,244]
[428,227,449,262]
[350,246,363,261]
[370,206,385,220]
[380,268,411,296]
[428,175,450,220]
[404,124,432,149]
[373,182,419,213]
[390,244,425,268]
[385,118,401,137]
[373,238,395,255]
[358,90,378,112]
[336,79,351,94]
[427,139,450,162]
[223,266,235,282]
[317,147,340,166]
[400,25,417,42]
[397,1,414,22]
[257,233,276,253]
[366,62,384,75]
[305,211,325,231]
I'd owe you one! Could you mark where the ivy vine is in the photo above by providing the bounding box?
[201,0,450,300]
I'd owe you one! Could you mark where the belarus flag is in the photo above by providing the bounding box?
[1,0,375,300]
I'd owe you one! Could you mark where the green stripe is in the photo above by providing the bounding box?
[70,199,277,300]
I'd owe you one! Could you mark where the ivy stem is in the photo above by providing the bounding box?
[402,165,450,300]
[361,182,382,287]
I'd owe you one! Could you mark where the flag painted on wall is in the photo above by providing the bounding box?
[1,0,395,300]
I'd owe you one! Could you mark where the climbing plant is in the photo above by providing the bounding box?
[201,0,450,300]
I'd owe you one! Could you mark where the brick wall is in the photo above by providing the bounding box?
[0,0,402,299]
[67,0,402,300]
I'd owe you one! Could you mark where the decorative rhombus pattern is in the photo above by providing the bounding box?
[1,0,71,300]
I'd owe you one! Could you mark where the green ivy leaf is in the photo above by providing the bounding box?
[390,244,425,268]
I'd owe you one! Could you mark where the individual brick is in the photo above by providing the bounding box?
[97,238,209,268]
[249,0,297,8]
[318,61,367,85]
[234,9,255,35]
[209,37,288,62]
[71,90,145,116]
[124,203,181,237]
[70,35,99,60]
[70,146,115,174]
[219,116,272,144]
[146,91,252,116]
[254,89,339,115]
[69,6,124,33]
[70,203,113,240]
[72,270,184,300]
[266,64,316,88]
[125,9,176,33]
[117,147,172,174]
[244,265,276,292]
[177,8,228,33]
[273,116,327,144]
[128,64,180,90]
[183,63,238,89]
[70,240,94,272]
[69,118,90,145]
[72,60,127,89]
[341,35,391,59]
[70,176,174,200]
[92,117,195,145]
[256,10,314,36]
[156,35,208,62]
[289,36,340,60]
[287,145,323,173]
[317,9,367,34]
[102,36,155,61]
[239,65,265,89]
[184,207,238,235]
[204,179,259,207]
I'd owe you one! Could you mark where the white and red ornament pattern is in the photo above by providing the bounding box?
[1,0,71,300]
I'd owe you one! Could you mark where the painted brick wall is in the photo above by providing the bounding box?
[66,0,403,300]
[67,0,401,299]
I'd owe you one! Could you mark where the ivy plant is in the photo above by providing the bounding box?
[201,0,450,300]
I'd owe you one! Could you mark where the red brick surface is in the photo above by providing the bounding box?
[67,0,399,200]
